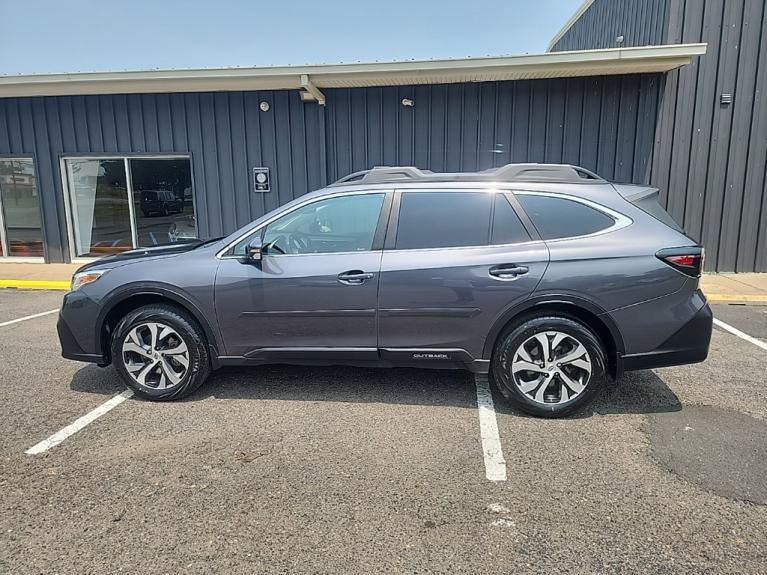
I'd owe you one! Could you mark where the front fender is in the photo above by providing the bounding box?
[96,282,223,367]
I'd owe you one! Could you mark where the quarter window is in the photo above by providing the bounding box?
[395,192,492,249]
[516,194,615,240]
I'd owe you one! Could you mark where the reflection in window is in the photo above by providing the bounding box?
[131,159,195,247]
[261,193,384,255]
[66,159,131,257]
[232,193,385,256]
[0,158,44,257]
[64,157,197,257]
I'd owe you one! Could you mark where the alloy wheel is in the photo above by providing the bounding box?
[121,322,189,390]
[509,330,592,405]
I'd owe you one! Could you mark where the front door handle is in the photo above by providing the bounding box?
[337,270,375,285]
[489,265,529,280]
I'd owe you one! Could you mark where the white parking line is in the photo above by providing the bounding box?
[25,390,134,455]
[713,318,767,352]
[475,376,507,481]
[0,308,59,328]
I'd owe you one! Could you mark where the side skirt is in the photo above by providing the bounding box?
[216,347,490,373]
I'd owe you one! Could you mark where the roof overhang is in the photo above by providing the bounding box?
[0,43,707,99]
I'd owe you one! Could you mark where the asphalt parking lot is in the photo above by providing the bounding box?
[0,290,766,574]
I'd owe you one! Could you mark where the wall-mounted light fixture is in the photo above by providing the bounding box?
[401,98,414,107]
[259,101,270,112]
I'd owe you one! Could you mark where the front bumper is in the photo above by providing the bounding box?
[621,303,713,371]
[57,291,107,365]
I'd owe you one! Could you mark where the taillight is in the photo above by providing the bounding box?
[656,246,704,277]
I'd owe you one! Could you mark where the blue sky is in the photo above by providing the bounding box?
[0,0,582,75]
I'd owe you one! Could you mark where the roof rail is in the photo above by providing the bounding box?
[329,163,604,187]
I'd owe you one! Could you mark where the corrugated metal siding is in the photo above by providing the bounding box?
[652,0,767,271]
[324,77,661,183]
[551,0,671,51]
[553,0,767,272]
[0,91,325,262]
[0,76,662,263]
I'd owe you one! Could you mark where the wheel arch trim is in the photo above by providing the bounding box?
[96,283,222,365]
[482,294,626,361]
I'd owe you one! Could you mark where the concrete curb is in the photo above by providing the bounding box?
[0,280,70,291]
[705,293,767,304]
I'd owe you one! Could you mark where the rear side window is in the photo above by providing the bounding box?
[396,192,491,249]
[516,194,615,240]
[491,194,531,245]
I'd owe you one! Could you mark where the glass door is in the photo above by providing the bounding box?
[0,158,44,258]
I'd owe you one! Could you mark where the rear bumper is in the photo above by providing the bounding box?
[621,303,712,371]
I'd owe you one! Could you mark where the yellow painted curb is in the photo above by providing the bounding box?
[0,279,70,290]
[704,293,767,303]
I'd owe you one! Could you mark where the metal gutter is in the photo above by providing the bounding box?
[0,43,706,99]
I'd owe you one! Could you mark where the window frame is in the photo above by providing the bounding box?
[218,189,393,259]
[60,153,196,262]
[385,189,541,252]
[512,190,632,242]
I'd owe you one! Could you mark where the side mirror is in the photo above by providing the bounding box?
[245,236,263,263]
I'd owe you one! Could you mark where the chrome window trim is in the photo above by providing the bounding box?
[513,190,632,241]
[216,188,388,259]
[216,185,632,258]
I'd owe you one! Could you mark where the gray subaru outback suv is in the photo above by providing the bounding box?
[58,164,712,417]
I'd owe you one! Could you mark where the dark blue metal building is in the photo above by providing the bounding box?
[0,44,709,265]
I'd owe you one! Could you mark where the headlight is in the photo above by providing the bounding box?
[71,270,108,291]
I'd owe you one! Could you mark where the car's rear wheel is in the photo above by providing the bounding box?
[110,304,210,401]
[491,315,606,418]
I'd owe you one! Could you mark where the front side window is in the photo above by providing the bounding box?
[516,193,615,240]
[395,191,492,250]
[234,193,386,256]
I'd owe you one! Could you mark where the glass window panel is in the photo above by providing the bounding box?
[0,158,44,257]
[260,193,385,255]
[516,194,615,240]
[491,194,530,245]
[66,159,132,257]
[395,192,492,250]
[130,159,196,247]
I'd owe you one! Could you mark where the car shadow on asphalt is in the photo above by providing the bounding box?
[69,363,681,416]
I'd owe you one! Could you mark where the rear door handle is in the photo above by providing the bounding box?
[489,265,529,280]
[337,270,375,285]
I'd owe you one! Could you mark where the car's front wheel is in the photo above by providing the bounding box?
[491,315,607,418]
[111,304,210,401]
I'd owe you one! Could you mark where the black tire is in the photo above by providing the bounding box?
[491,315,607,418]
[110,304,210,401]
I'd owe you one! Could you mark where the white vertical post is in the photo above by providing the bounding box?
[0,161,9,257]
[124,157,139,248]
